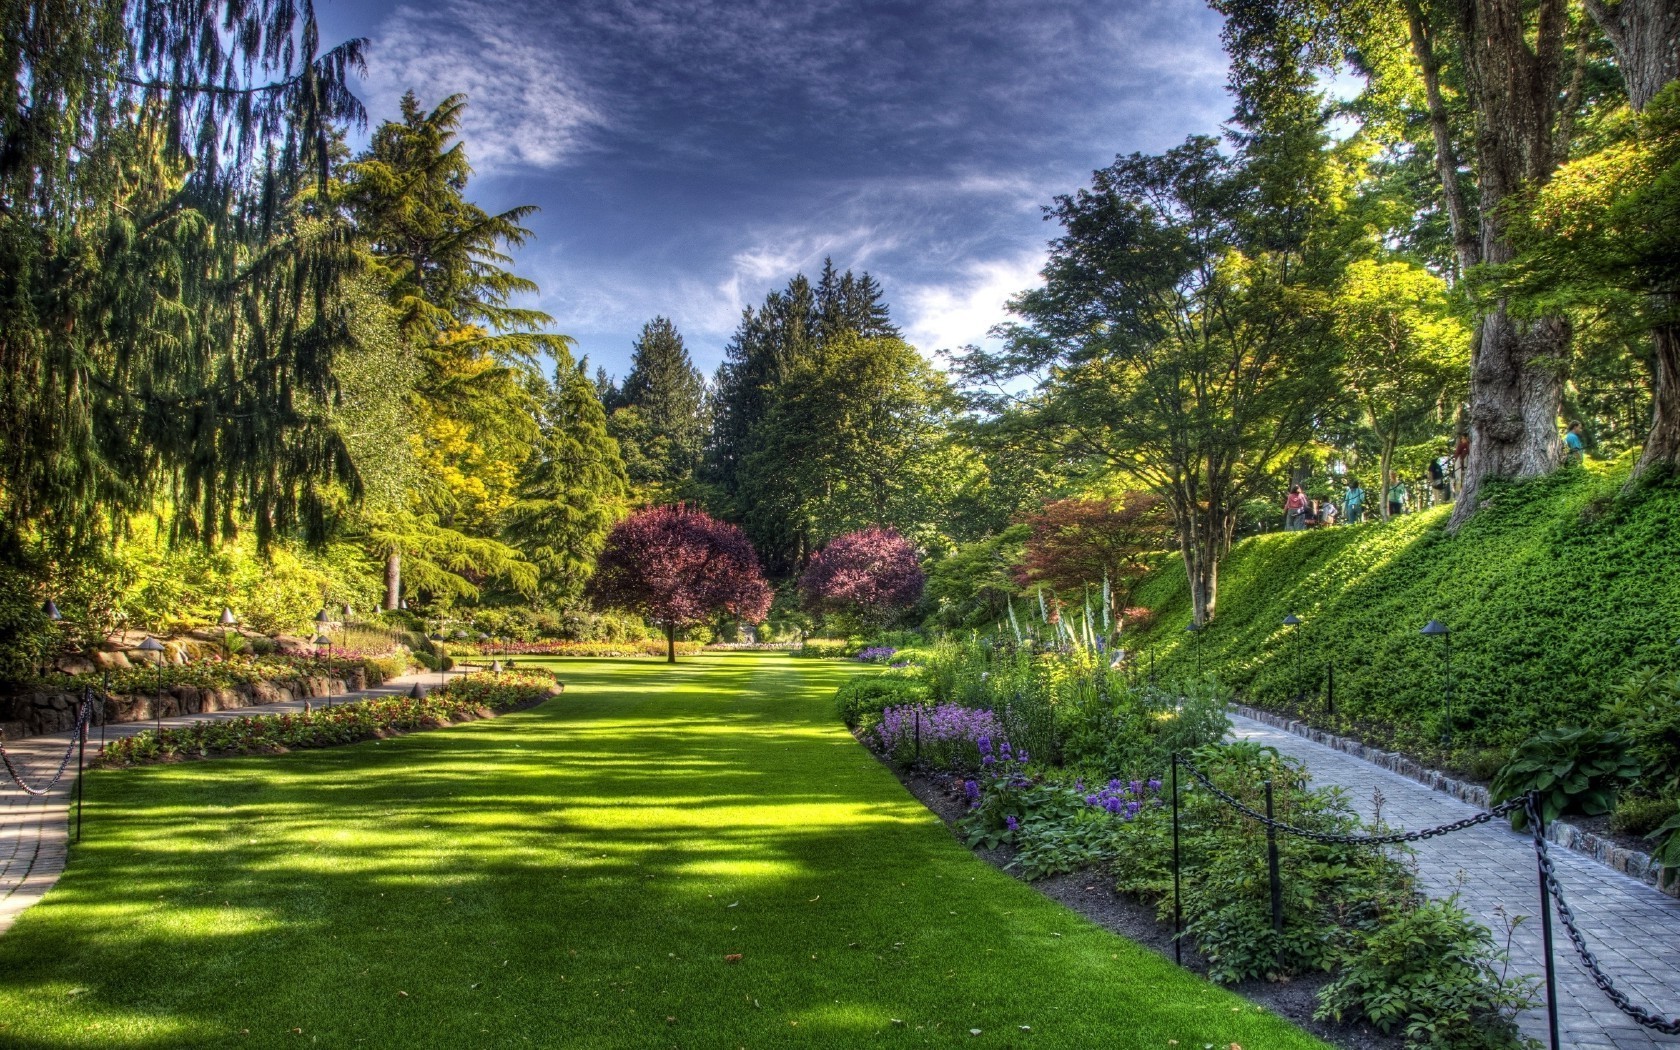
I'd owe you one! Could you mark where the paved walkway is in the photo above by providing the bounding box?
[1231,713,1680,1050]
[0,665,477,935]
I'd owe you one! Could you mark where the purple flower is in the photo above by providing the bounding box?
[1017,750,1030,765]
[1005,815,1019,832]
[1129,780,1143,796]
[978,735,992,755]
[982,754,995,766]
[964,780,979,800]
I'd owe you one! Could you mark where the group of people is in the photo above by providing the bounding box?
[1283,424,1585,533]
[1282,474,1431,531]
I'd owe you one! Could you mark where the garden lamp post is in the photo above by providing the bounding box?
[41,600,63,677]
[1185,621,1202,677]
[1421,620,1452,746]
[312,633,334,708]
[428,631,446,691]
[137,636,166,731]
[341,604,353,652]
[1282,614,1303,703]
[219,607,237,656]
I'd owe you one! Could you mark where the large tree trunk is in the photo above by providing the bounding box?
[384,551,401,611]
[666,621,677,664]
[1637,322,1680,476]
[1584,0,1680,478]
[1584,0,1680,110]
[1448,0,1573,528]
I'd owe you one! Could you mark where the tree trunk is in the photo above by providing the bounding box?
[666,622,676,664]
[1182,530,1219,627]
[1448,0,1573,528]
[384,551,401,611]
[1378,437,1396,522]
[1636,321,1680,477]
[1403,0,1480,275]
[1584,0,1680,110]
[1584,0,1680,478]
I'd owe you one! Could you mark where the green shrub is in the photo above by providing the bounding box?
[362,652,411,685]
[835,673,929,728]
[1490,726,1641,829]
[1316,896,1537,1049]
[800,639,853,659]
[1610,796,1679,837]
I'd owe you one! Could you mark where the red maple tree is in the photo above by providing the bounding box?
[589,505,773,662]
[798,527,925,628]
[1015,494,1172,630]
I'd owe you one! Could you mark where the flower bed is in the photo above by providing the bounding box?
[458,639,700,658]
[95,670,561,768]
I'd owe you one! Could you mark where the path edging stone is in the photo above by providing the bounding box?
[1230,702,1678,899]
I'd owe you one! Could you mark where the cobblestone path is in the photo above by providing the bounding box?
[1232,713,1680,1050]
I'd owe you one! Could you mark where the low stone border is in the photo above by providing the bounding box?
[1,673,367,741]
[1230,702,1678,899]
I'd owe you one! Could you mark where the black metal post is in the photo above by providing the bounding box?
[1264,779,1283,968]
[1171,755,1183,966]
[74,698,87,843]
[1443,633,1453,747]
[914,705,922,764]
[1326,663,1335,714]
[1534,794,1561,1050]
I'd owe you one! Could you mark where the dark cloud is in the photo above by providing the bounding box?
[328,0,1232,375]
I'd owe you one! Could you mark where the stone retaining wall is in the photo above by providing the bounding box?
[1231,702,1678,898]
[0,670,367,740]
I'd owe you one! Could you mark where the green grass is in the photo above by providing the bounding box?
[1125,459,1680,755]
[0,653,1324,1049]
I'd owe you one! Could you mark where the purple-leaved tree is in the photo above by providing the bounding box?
[798,527,925,629]
[589,505,773,663]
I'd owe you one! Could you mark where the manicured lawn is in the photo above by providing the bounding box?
[0,653,1325,1048]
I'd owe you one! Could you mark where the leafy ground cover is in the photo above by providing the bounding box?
[1124,461,1680,760]
[0,652,1324,1049]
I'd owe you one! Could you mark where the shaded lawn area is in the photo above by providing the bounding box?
[0,653,1325,1049]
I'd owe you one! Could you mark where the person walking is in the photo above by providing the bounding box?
[1343,479,1366,523]
[1319,497,1339,526]
[1565,421,1585,465]
[1284,485,1307,532]
[1386,475,1408,518]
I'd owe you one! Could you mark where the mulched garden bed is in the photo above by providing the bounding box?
[889,762,1404,1050]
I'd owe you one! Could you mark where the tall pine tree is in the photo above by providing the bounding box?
[608,317,708,502]
[505,358,629,605]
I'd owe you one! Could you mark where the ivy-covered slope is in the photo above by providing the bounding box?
[1124,461,1680,757]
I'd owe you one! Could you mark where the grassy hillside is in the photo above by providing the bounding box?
[1124,459,1680,767]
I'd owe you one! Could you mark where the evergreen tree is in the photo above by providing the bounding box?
[342,92,571,607]
[0,3,366,553]
[705,259,900,527]
[608,317,707,501]
[505,358,629,605]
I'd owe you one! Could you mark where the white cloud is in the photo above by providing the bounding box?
[899,251,1046,357]
[360,0,604,172]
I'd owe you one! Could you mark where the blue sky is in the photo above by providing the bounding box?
[318,0,1233,380]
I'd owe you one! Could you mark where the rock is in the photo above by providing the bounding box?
[92,650,132,671]
[127,648,166,667]
[55,656,97,676]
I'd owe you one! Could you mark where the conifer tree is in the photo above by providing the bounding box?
[505,359,630,605]
[609,317,707,500]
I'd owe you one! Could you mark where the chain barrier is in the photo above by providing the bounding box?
[0,698,92,797]
[1525,795,1680,1036]
[1173,752,1526,844]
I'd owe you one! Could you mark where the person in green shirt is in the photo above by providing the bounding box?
[1386,477,1408,518]
[1343,479,1366,523]
[1564,421,1585,465]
